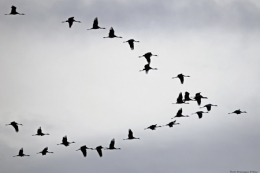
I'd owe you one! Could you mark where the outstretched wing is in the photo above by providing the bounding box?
[19,148,23,155]
[62,136,68,143]
[96,147,102,157]
[13,124,19,132]
[93,17,98,27]
[109,27,115,36]
[109,139,115,149]
[128,129,133,138]
[37,127,42,134]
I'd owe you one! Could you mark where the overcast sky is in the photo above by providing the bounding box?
[0,0,260,172]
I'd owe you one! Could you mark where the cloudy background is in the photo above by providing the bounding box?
[0,0,260,172]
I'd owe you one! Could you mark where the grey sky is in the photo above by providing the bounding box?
[0,0,260,172]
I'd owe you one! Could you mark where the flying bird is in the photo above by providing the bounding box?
[62,17,81,28]
[163,120,180,127]
[192,111,208,119]
[76,145,93,157]
[13,148,29,157]
[200,104,217,111]
[144,124,161,130]
[172,92,189,104]
[87,17,105,30]
[105,139,121,150]
[139,52,157,64]
[193,92,208,106]
[184,92,195,102]
[172,74,190,84]
[5,6,24,15]
[103,27,122,38]
[57,136,75,146]
[172,108,189,118]
[93,146,103,157]
[123,129,140,140]
[123,39,139,50]
[228,109,247,114]
[140,64,157,74]
[6,121,22,132]
[32,127,49,136]
[37,147,53,156]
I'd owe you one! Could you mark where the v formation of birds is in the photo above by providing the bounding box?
[3,6,247,159]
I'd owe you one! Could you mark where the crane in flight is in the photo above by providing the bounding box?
[57,136,75,146]
[5,6,24,15]
[76,145,93,157]
[162,120,180,127]
[6,121,22,132]
[228,109,247,114]
[140,64,157,74]
[93,146,104,157]
[184,92,195,102]
[139,52,157,64]
[37,147,53,156]
[144,124,161,130]
[32,127,50,136]
[105,139,121,150]
[104,27,122,38]
[192,111,208,119]
[172,92,189,104]
[62,17,81,28]
[193,92,208,106]
[87,17,105,30]
[123,129,140,140]
[13,148,29,157]
[123,39,139,50]
[200,104,217,111]
[172,74,190,84]
[172,108,189,118]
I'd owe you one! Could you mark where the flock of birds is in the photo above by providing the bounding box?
[3,6,248,159]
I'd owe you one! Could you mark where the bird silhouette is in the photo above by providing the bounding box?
[184,92,195,102]
[93,146,103,157]
[37,147,53,156]
[192,111,208,119]
[105,139,121,150]
[62,17,81,28]
[172,92,189,104]
[172,74,190,84]
[144,124,161,130]
[140,64,157,74]
[76,145,93,157]
[5,6,24,15]
[103,27,122,38]
[193,92,208,106]
[139,52,157,64]
[57,136,75,146]
[123,129,140,140]
[87,17,105,30]
[228,109,247,114]
[172,108,189,118]
[163,120,180,127]
[13,148,29,157]
[6,121,22,132]
[32,127,49,136]
[123,39,139,50]
[200,104,217,111]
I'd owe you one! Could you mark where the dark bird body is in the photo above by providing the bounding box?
[62,17,81,28]
[194,92,208,106]
[200,104,217,111]
[5,6,24,15]
[228,109,247,114]
[57,136,75,146]
[172,108,189,118]
[93,146,103,157]
[140,64,157,74]
[123,129,140,140]
[14,148,29,157]
[76,145,93,157]
[192,111,208,119]
[164,120,180,127]
[32,127,49,136]
[139,52,157,64]
[37,147,53,156]
[6,121,22,132]
[144,124,161,130]
[87,17,105,30]
[105,139,120,150]
[184,92,194,102]
[104,27,122,38]
[124,39,139,50]
[172,74,190,84]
